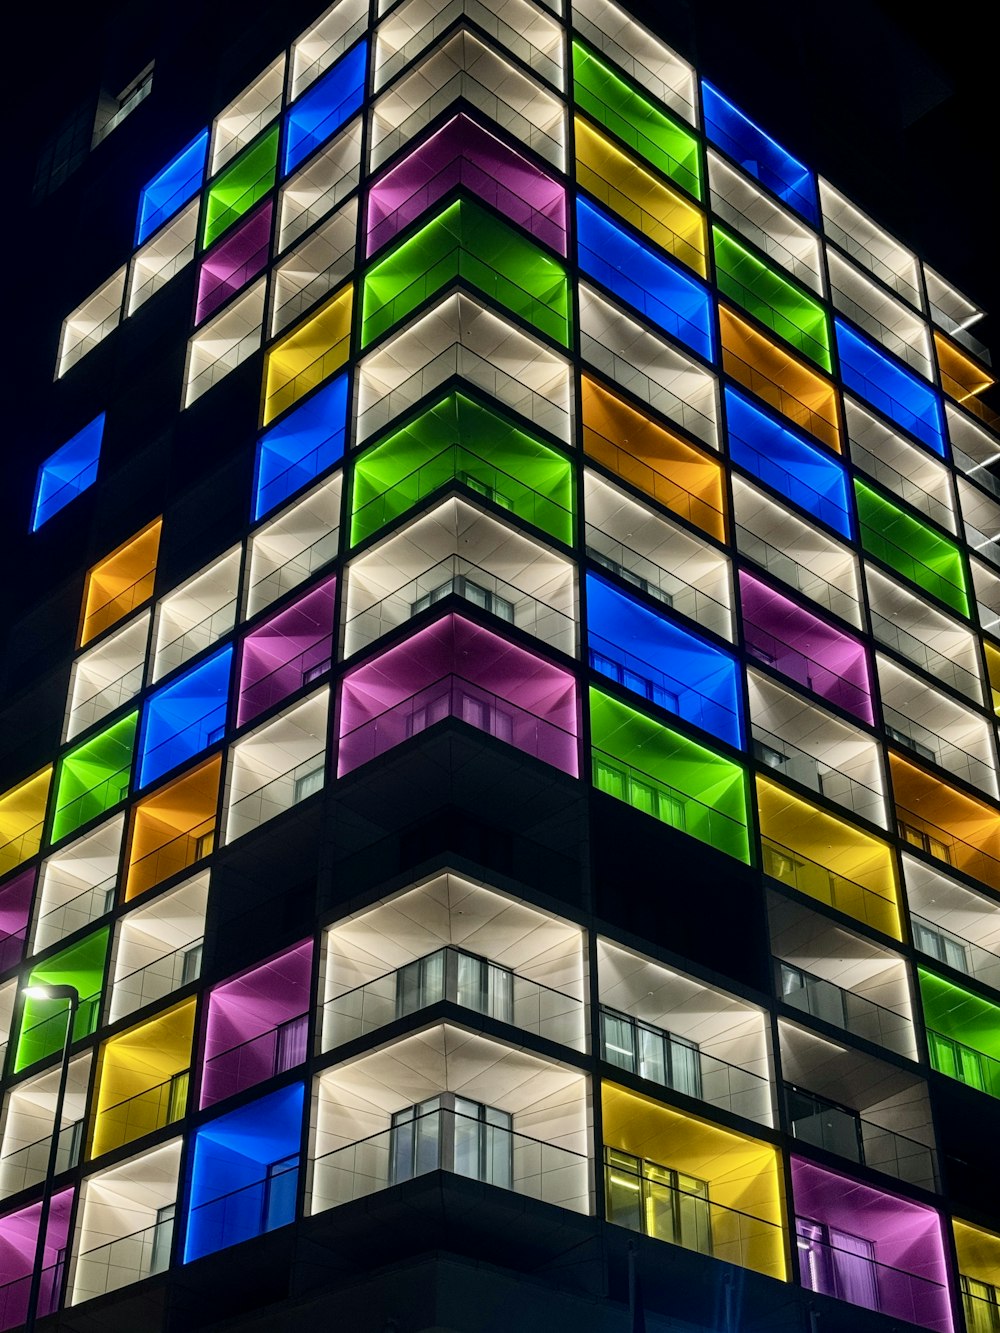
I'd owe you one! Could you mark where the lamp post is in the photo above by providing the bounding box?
[21,982,79,1333]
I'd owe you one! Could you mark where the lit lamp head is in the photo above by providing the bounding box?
[23,983,80,1005]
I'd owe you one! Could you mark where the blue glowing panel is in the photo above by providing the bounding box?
[282,42,367,176]
[184,1083,304,1263]
[136,130,209,245]
[834,320,946,457]
[31,414,105,532]
[253,373,348,520]
[586,573,743,749]
[138,646,232,788]
[701,83,818,225]
[725,388,851,537]
[576,198,714,361]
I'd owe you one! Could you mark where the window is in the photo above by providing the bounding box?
[927,1029,985,1092]
[263,1155,300,1230]
[275,1013,309,1073]
[913,920,970,974]
[93,63,154,147]
[457,471,514,511]
[292,764,325,803]
[962,1274,1000,1333]
[897,820,952,864]
[181,942,204,985]
[885,724,936,764]
[395,947,514,1024]
[150,1203,175,1274]
[390,1095,513,1189]
[600,1007,702,1099]
[796,1216,879,1312]
[779,963,848,1029]
[753,740,788,770]
[410,575,514,624]
[604,1148,712,1256]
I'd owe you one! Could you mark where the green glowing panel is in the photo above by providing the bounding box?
[361,198,571,348]
[712,226,831,371]
[51,711,138,843]
[351,391,575,546]
[854,480,970,616]
[588,686,750,863]
[203,126,279,249]
[14,927,110,1072]
[919,968,1000,1098]
[572,42,701,200]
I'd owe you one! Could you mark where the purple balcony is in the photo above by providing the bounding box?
[337,613,579,778]
[792,1157,953,1333]
[199,939,313,1109]
[0,1190,73,1330]
[366,113,568,257]
[0,870,34,973]
[195,201,273,324]
[237,577,336,727]
[739,571,874,724]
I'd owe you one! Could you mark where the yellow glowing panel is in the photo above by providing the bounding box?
[581,375,726,541]
[953,1218,1000,1285]
[575,118,708,278]
[90,998,196,1159]
[756,775,901,939]
[719,307,840,453]
[986,642,1000,719]
[934,330,995,405]
[602,1082,788,1281]
[0,767,52,877]
[80,518,162,647]
[890,753,1000,892]
[262,283,353,425]
[125,756,221,900]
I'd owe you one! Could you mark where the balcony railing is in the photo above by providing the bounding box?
[71,1214,173,1301]
[869,609,981,702]
[860,522,968,614]
[743,619,871,721]
[763,837,900,937]
[226,753,326,842]
[910,914,1000,991]
[272,238,356,336]
[238,641,332,721]
[35,875,117,948]
[323,945,585,1051]
[722,343,837,448]
[752,728,884,826]
[896,805,1000,892]
[93,1069,190,1154]
[823,217,919,308]
[340,674,578,775]
[583,420,722,536]
[310,1108,590,1215]
[139,707,224,781]
[185,319,263,406]
[187,1156,299,1256]
[777,960,913,1057]
[585,528,732,641]
[577,163,704,276]
[0,1254,65,1327]
[927,1028,1000,1099]
[0,1118,83,1197]
[201,1013,309,1105]
[68,662,144,737]
[53,767,130,841]
[127,816,215,897]
[710,191,819,292]
[953,447,1000,501]
[357,341,571,446]
[883,703,995,791]
[784,1084,936,1190]
[155,599,237,681]
[600,1006,772,1125]
[849,441,954,532]
[830,283,929,377]
[345,556,576,657]
[18,991,101,1068]
[735,526,860,626]
[962,1283,1000,1333]
[797,1221,950,1327]
[248,524,339,615]
[110,938,204,1021]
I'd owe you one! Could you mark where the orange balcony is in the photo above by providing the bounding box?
[125,756,221,901]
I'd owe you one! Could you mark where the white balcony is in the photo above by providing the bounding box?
[109,872,208,1023]
[211,56,285,175]
[126,201,199,316]
[291,0,369,100]
[845,397,956,534]
[828,252,932,378]
[245,473,341,618]
[818,180,921,310]
[0,1054,91,1199]
[708,152,822,294]
[570,0,695,124]
[224,691,328,843]
[64,612,150,742]
[152,548,240,683]
[903,854,1000,993]
[958,477,1000,571]
[972,555,1000,641]
[57,268,126,379]
[34,815,124,954]
[183,279,265,408]
[271,200,358,336]
[924,267,990,363]
[277,117,363,253]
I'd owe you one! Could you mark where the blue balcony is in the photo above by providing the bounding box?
[31,414,105,531]
[136,130,209,245]
[253,373,348,520]
[139,646,233,788]
[835,320,946,457]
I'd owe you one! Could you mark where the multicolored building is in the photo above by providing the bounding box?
[2,0,999,1328]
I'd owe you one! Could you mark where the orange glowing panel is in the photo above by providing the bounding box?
[889,752,1000,893]
[125,756,221,901]
[719,306,840,453]
[80,518,162,647]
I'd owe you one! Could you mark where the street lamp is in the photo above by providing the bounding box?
[21,982,79,1333]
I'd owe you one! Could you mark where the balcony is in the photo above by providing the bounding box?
[245,473,341,618]
[0,1191,72,1329]
[57,267,125,378]
[835,320,945,457]
[777,961,914,1058]
[0,1054,90,1198]
[919,967,1000,1100]
[343,500,577,659]
[571,0,696,125]
[183,279,265,408]
[237,577,335,725]
[903,854,1000,992]
[225,693,327,843]
[892,753,1000,892]
[276,118,362,253]
[819,180,921,309]
[845,397,956,534]
[126,199,198,316]
[209,55,283,175]
[195,201,271,325]
[866,565,983,704]
[271,199,357,337]
[65,613,149,741]
[34,814,123,952]
[579,284,720,450]
[780,1020,937,1192]
[827,251,932,378]
[707,151,822,293]
[290,0,367,101]
[261,285,352,428]
[15,933,105,1073]
[0,768,50,881]
[310,1025,591,1217]
[152,548,240,683]
[856,480,970,618]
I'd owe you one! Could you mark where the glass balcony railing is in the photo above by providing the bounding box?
[68,663,145,737]
[777,960,913,1057]
[94,1069,190,1155]
[111,939,204,1021]
[897,807,1000,891]
[784,1084,936,1190]
[53,768,131,841]
[310,1108,589,1215]
[272,241,356,336]
[600,1006,772,1125]
[185,320,263,406]
[762,837,899,937]
[187,1156,299,1256]
[227,755,326,842]
[710,191,818,292]
[323,945,585,1051]
[797,1221,949,1326]
[202,1013,309,1105]
[238,644,333,721]
[18,991,101,1069]
[953,447,1000,501]
[883,704,995,791]
[585,529,732,641]
[248,524,339,615]
[722,343,836,448]
[357,342,571,446]
[752,728,884,825]
[72,1213,174,1301]
[737,531,861,629]
[127,817,215,897]
[869,609,981,702]
[35,875,117,948]
[0,1118,83,1197]
[962,1281,1000,1333]
[0,928,25,972]
[823,217,919,308]
[340,674,578,775]
[830,284,929,377]
[743,620,871,722]
[155,600,237,681]
[345,556,576,657]
[910,914,1000,990]
[0,1255,65,1327]
[848,441,953,532]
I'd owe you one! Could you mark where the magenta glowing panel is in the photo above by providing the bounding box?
[0,1189,73,1326]
[0,869,33,972]
[791,1157,952,1332]
[366,113,568,257]
[337,613,579,778]
[199,939,313,1109]
[739,571,874,724]
[237,577,336,726]
[195,200,273,324]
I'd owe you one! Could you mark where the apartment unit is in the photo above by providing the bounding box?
[1,0,999,1329]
